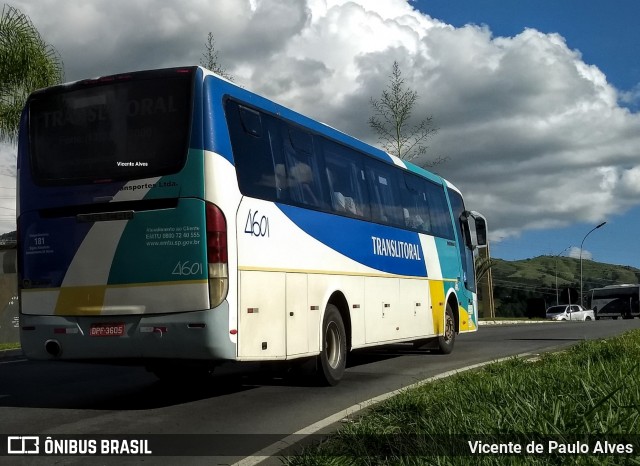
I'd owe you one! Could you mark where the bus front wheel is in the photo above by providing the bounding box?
[436,303,456,354]
[317,304,347,386]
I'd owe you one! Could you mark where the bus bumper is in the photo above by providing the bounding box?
[19,303,236,362]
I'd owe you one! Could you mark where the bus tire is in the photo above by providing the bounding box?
[317,304,347,386]
[436,303,456,354]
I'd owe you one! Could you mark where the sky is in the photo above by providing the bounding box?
[2,0,640,269]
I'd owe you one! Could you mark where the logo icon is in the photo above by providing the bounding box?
[7,436,39,454]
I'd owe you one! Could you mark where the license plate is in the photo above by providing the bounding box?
[89,323,125,337]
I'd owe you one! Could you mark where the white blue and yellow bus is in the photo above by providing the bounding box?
[17,66,487,385]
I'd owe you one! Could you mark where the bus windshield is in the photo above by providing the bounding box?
[28,68,194,186]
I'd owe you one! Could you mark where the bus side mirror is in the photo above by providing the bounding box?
[474,214,487,248]
[462,211,488,249]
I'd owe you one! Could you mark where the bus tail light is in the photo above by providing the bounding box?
[206,202,228,308]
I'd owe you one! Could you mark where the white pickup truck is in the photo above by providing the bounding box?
[545,304,595,321]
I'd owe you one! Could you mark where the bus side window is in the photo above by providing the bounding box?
[266,124,289,202]
[364,159,403,227]
[282,126,324,208]
[322,140,369,219]
[227,102,279,201]
[426,181,455,239]
[239,106,263,137]
[400,173,431,233]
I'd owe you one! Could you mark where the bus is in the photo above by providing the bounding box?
[17,66,487,385]
[590,284,640,320]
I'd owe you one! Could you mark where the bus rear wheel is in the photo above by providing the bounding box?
[436,303,456,354]
[317,304,347,386]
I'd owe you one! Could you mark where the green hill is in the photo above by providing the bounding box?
[490,256,640,317]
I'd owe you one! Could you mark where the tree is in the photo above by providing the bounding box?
[200,32,233,81]
[368,61,445,166]
[475,255,494,282]
[0,5,64,143]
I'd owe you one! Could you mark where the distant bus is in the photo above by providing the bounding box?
[590,285,640,320]
[17,66,487,385]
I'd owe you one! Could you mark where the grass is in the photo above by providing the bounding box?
[283,330,640,465]
[0,342,20,351]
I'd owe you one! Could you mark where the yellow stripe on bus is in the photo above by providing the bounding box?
[429,281,446,335]
[21,280,209,316]
[21,279,208,294]
[55,285,106,316]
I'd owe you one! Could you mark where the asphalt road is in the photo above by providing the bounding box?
[2,319,640,465]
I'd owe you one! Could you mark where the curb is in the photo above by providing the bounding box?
[479,320,555,325]
[0,348,24,360]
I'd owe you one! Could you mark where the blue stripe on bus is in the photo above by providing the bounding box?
[203,75,235,163]
[277,204,428,277]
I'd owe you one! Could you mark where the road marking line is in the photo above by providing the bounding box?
[231,353,536,466]
[0,358,27,365]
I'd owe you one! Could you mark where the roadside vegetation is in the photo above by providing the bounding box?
[283,330,640,465]
[0,342,19,350]
[491,256,640,317]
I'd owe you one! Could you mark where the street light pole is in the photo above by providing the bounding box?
[580,221,606,307]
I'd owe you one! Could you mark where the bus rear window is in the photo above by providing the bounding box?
[28,69,193,185]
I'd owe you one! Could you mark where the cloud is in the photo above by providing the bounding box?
[6,0,640,243]
[619,83,640,109]
[568,246,592,261]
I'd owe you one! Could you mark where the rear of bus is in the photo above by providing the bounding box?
[17,67,232,366]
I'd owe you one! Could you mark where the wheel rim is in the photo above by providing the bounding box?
[444,312,454,343]
[325,321,342,369]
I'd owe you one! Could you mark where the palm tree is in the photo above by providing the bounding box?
[474,255,493,282]
[0,4,64,143]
